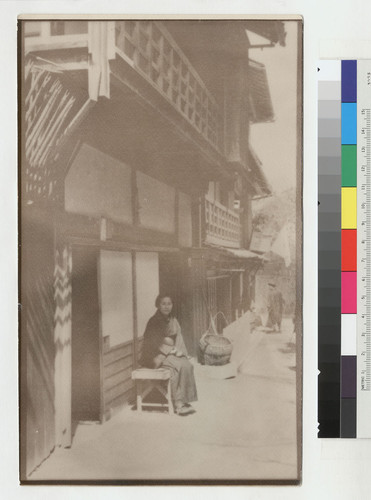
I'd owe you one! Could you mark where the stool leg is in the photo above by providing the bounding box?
[136,381,142,413]
[167,379,174,416]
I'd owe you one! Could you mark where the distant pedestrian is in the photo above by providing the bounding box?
[266,282,284,332]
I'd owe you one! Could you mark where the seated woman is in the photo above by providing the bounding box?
[140,294,198,416]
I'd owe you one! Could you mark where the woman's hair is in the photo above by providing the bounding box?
[155,294,173,309]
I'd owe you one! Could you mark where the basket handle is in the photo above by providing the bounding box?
[206,311,229,336]
[202,286,232,334]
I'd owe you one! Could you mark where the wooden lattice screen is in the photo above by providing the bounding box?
[23,57,88,203]
[247,59,274,124]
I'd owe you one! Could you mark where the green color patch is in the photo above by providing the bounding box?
[342,145,357,187]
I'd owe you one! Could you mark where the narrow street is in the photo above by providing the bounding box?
[30,317,298,481]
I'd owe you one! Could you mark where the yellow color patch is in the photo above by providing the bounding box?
[341,187,357,229]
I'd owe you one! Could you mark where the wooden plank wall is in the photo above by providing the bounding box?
[21,212,56,477]
[102,340,135,419]
[137,336,144,363]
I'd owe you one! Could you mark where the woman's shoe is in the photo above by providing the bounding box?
[176,405,196,416]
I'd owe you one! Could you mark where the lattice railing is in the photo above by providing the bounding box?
[115,20,223,152]
[205,196,241,247]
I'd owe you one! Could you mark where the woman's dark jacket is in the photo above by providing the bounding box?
[140,310,188,369]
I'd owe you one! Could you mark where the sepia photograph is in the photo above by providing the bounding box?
[19,16,303,484]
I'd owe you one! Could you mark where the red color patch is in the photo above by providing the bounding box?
[342,229,357,271]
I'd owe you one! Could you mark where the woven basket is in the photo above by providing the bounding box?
[199,333,233,366]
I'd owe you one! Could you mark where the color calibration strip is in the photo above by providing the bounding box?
[318,60,371,438]
[341,60,357,438]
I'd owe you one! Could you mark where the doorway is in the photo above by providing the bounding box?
[158,252,180,321]
[71,247,102,423]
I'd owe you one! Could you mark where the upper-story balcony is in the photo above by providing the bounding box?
[23,19,279,192]
[114,21,223,152]
[24,20,224,155]
[205,195,241,249]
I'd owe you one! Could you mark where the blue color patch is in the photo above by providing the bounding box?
[341,103,357,144]
[341,60,357,103]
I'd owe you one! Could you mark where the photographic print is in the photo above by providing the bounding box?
[19,16,302,484]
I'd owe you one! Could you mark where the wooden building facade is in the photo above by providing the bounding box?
[20,19,285,477]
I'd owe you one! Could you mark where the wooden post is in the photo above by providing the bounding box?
[191,196,200,248]
[54,241,72,448]
[132,251,139,368]
[175,189,179,245]
[131,168,139,226]
[241,187,253,249]
[199,195,206,247]
[224,58,248,166]
[97,248,105,424]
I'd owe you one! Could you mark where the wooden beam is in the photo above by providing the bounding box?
[25,36,89,54]
[69,236,180,253]
[56,209,180,249]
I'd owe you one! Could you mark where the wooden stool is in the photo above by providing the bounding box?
[131,368,174,415]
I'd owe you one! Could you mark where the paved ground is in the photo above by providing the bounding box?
[30,316,298,482]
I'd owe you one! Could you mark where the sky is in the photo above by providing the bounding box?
[249,21,299,194]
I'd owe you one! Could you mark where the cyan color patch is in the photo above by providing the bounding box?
[341,103,357,144]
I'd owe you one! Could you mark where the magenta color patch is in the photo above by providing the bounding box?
[341,272,357,313]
